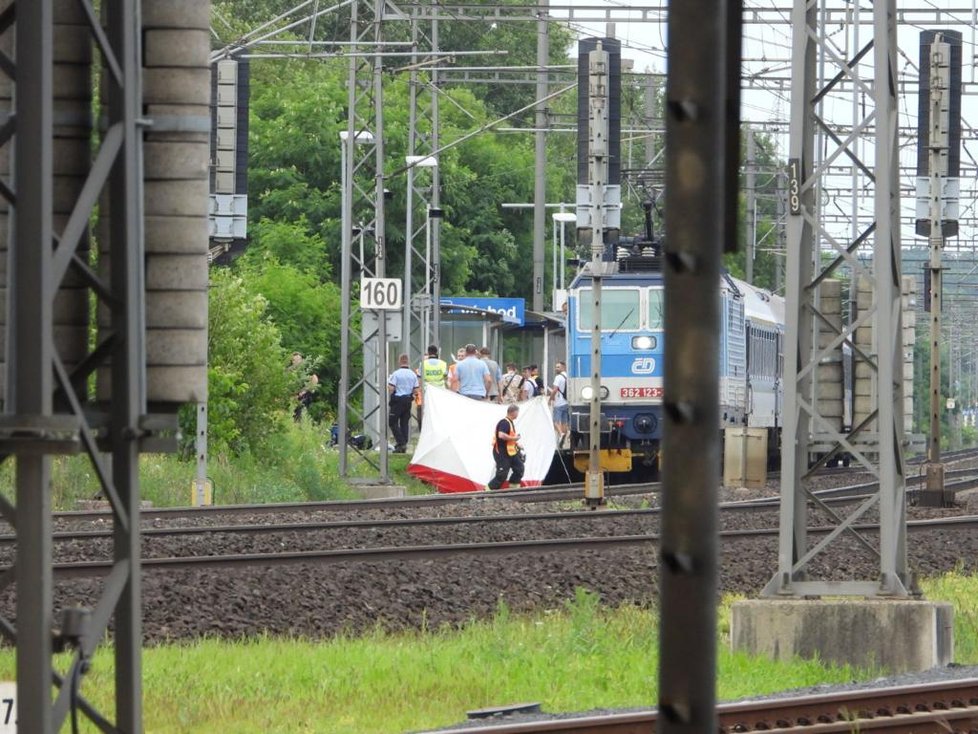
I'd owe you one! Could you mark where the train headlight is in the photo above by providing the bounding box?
[580,386,610,400]
[634,414,657,434]
[632,335,656,350]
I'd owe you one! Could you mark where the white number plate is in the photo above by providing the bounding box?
[360,278,403,310]
[620,386,663,398]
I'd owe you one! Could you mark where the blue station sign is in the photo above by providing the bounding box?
[441,296,525,326]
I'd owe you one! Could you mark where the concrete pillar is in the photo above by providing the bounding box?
[98,0,210,406]
[731,599,953,674]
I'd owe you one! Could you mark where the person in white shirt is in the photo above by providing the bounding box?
[520,366,536,401]
[549,360,569,447]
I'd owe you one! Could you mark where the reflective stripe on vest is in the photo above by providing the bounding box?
[493,418,518,456]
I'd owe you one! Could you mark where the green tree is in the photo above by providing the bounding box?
[243,217,332,282]
[236,257,343,412]
[202,268,292,456]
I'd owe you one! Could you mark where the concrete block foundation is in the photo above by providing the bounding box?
[730,599,953,673]
[355,484,406,499]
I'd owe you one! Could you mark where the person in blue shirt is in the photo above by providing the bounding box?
[454,343,491,400]
[479,346,503,403]
[388,354,420,452]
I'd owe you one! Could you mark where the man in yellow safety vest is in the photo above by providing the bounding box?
[416,344,448,428]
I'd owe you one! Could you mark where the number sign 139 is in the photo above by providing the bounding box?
[360,278,403,310]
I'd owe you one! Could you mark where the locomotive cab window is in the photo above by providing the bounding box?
[577,288,641,332]
[647,288,664,330]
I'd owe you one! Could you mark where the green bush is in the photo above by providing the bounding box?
[186,268,291,458]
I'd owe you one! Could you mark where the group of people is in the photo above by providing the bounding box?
[386,343,570,487]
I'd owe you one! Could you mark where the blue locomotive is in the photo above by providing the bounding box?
[564,230,785,478]
[563,36,785,478]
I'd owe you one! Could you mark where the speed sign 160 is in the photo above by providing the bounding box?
[360,278,403,310]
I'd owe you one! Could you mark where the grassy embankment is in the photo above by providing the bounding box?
[0,576,974,733]
[0,420,430,509]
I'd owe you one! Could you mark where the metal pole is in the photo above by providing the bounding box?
[425,211,432,344]
[194,403,208,506]
[765,0,816,598]
[745,128,756,284]
[775,168,786,293]
[560,220,566,291]
[925,34,949,499]
[552,215,557,308]
[659,1,738,731]
[405,10,419,360]
[339,134,352,475]
[532,0,549,312]
[15,4,55,728]
[373,0,389,480]
[108,0,146,722]
[431,9,442,346]
[872,0,908,589]
[645,70,656,166]
[404,163,414,358]
[585,43,609,509]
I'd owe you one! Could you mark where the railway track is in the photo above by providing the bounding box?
[15,481,974,546]
[14,465,978,644]
[28,507,978,578]
[25,464,978,553]
[425,678,978,734]
[44,452,978,525]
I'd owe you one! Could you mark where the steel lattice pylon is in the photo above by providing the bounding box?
[338,0,408,481]
[0,0,150,730]
[764,0,909,598]
[402,1,442,365]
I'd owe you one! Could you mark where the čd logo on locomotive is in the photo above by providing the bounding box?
[631,357,656,375]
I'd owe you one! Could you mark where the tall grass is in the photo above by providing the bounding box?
[0,575,977,732]
[0,419,431,511]
[0,589,878,733]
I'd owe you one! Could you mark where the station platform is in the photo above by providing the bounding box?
[730,599,953,673]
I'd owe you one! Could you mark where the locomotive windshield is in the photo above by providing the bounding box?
[577,288,641,332]
[648,288,664,330]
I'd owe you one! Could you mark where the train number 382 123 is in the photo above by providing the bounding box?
[620,386,663,398]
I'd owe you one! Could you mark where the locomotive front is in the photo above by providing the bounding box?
[566,271,665,476]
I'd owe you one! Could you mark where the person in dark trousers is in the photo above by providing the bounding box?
[387,353,420,453]
[487,404,525,490]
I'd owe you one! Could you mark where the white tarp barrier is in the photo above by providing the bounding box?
[408,386,557,492]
